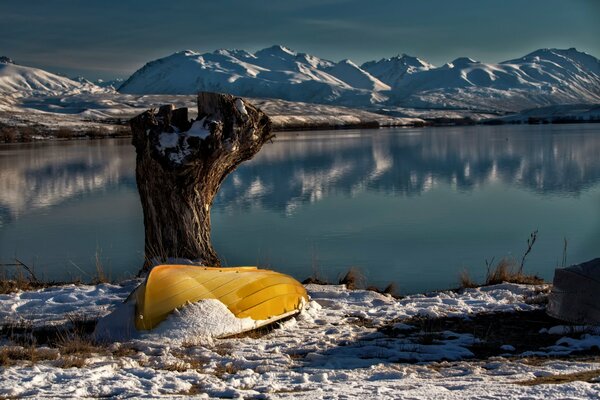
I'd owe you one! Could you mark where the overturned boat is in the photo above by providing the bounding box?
[130,264,308,331]
[96,265,308,340]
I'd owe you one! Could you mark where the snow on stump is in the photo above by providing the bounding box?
[547,258,600,324]
[130,92,273,273]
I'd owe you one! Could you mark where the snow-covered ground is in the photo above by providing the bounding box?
[1,281,600,399]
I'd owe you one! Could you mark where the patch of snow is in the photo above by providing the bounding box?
[142,299,264,343]
[235,98,248,116]
[185,117,211,139]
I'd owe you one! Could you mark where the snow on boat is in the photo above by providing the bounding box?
[130,265,309,331]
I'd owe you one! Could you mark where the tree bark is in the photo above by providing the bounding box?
[130,92,273,273]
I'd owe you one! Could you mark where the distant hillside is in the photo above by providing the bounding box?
[0,57,101,98]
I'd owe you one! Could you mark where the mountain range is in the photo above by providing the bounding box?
[1,46,599,113]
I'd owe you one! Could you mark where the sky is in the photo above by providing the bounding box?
[0,0,598,80]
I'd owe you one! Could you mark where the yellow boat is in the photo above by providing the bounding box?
[130,265,309,331]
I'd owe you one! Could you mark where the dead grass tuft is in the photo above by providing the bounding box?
[459,258,544,289]
[516,369,600,386]
[112,345,138,358]
[214,362,239,378]
[178,383,204,396]
[57,355,87,369]
[91,249,110,284]
[0,346,59,366]
[485,258,544,286]
[339,267,365,290]
[161,361,190,372]
[459,269,478,289]
[170,351,206,371]
[302,276,329,285]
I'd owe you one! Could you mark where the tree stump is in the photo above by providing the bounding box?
[130,92,273,273]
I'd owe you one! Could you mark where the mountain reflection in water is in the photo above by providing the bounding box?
[217,125,600,212]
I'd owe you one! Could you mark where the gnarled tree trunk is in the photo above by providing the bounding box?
[130,92,273,274]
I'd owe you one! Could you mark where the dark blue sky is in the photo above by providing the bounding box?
[1,0,598,80]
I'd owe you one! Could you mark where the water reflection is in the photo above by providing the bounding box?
[1,125,600,224]
[0,140,135,225]
[216,124,600,213]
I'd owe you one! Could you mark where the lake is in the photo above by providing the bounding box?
[1,124,599,294]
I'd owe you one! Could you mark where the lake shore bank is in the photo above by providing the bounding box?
[2,97,599,143]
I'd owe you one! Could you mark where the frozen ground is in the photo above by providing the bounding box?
[1,282,600,398]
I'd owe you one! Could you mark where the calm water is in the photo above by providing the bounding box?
[1,124,599,293]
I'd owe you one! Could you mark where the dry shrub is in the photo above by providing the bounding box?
[459,258,544,289]
[0,265,45,294]
[57,355,87,369]
[382,282,399,296]
[86,127,110,139]
[57,335,102,356]
[55,128,76,139]
[178,384,204,396]
[91,250,110,284]
[112,345,138,358]
[18,126,36,142]
[302,276,328,285]
[339,267,366,290]
[459,269,478,289]
[213,362,239,378]
[0,346,59,366]
[485,258,544,286]
[0,126,17,143]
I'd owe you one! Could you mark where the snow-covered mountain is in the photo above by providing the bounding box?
[118,45,389,106]
[0,57,100,98]
[361,54,434,88]
[389,48,600,110]
[1,47,599,116]
[119,46,600,112]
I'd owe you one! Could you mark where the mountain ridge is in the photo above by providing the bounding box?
[1,46,599,113]
[117,46,600,111]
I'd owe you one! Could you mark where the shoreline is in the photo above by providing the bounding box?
[2,117,599,144]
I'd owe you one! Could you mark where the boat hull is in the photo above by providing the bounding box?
[131,265,309,331]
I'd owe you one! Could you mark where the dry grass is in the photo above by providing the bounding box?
[459,258,544,289]
[56,328,105,356]
[485,258,544,286]
[302,276,329,285]
[112,345,138,358]
[213,362,239,378]
[91,249,110,284]
[459,269,478,288]
[0,346,59,366]
[0,126,17,143]
[178,384,204,396]
[55,127,78,139]
[516,369,600,386]
[57,355,87,369]
[170,350,206,371]
[339,267,365,290]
